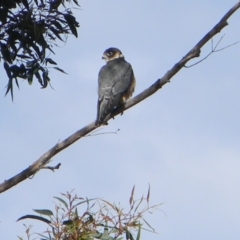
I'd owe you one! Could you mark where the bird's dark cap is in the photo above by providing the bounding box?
[102,47,124,61]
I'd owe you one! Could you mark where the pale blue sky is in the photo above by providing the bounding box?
[1,1,240,239]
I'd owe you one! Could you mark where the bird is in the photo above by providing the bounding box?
[95,47,136,126]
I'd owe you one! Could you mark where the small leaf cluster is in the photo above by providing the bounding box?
[17,187,161,240]
[0,0,80,99]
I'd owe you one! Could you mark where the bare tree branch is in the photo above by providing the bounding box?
[1,2,240,194]
[185,35,240,68]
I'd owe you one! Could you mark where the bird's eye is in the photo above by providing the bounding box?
[107,51,113,56]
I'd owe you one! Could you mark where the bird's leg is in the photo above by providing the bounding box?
[115,102,125,115]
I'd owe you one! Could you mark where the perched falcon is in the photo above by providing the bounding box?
[95,47,136,126]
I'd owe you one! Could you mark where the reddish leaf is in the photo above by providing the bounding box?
[129,185,135,205]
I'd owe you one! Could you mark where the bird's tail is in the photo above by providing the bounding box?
[95,98,111,126]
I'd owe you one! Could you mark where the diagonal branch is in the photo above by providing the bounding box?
[1,2,240,194]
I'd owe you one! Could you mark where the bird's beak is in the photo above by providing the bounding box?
[120,53,124,58]
[102,55,108,62]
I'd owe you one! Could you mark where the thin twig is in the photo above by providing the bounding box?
[215,40,240,52]
[86,129,120,137]
[42,163,61,171]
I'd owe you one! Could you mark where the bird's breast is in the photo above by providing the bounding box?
[121,75,136,103]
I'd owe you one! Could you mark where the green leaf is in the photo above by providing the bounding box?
[49,26,64,41]
[64,14,79,37]
[72,198,97,209]
[73,0,80,6]
[26,60,38,67]
[53,67,67,74]
[90,227,116,240]
[75,207,78,217]
[5,78,13,100]
[126,230,134,240]
[89,233,102,239]
[29,42,42,59]
[63,220,73,225]
[17,54,32,59]
[41,70,50,88]
[28,73,33,85]
[15,78,19,89]
[100,199,117,211]
[33,209,53,216]
[142,217,155,232]
[134,196,143,213]
[21,0,29,10]
[17,214,51,224]
[147,184,150,203]
[10,65,20,76]
[35,71,43,86]
[51,20,63,31]
[46,58,57,65]
[53,196,68,209]
[35,233,50,240]
[136,225,141,240]
[1,43,12,63]
[4,61,11,78]
[129,185,135,206]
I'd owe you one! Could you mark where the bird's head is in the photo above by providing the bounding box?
[102,48,124,62]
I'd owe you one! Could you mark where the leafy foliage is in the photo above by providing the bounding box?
[0,0,80,99]
[17,187,162,240]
